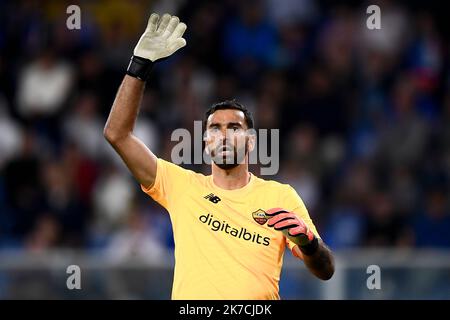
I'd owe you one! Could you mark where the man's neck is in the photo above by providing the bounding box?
[211,163,251,190]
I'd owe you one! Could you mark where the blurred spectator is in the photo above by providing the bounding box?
[1,130,45,238]
[377,74,429,168]
[285,125,322,175]
[389,167,419,217]
[364,191,411,247]
[92,165,136,233]
[62,92,104,160]
[25,214,61,253]
[92,0,148,69]
[222,0,281,85]
[75,50,119,116]
[358,0,411,58]
[279,160,320,214]
[254,71,286,129]
[15,47,74,147]
[324,188,366,249]
[16,48,73,118]
[265,0,318,26]
[105,205,166,264]
[178,2,223,69]
[161,56,216,128]
[441,94,450,158]
[215,74,239,101]
[255,92,281,129]
[406,12,443,95]
[40,158,88,247]
[413,190,450,248]
[0,99,23,170]
[317,6,356,78]
[286,65,349,136]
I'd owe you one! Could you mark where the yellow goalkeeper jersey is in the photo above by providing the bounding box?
[141,158,320,300]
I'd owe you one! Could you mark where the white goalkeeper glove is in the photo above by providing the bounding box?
[127,13,187,80]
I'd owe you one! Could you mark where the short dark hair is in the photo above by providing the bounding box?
[204,100,254,129]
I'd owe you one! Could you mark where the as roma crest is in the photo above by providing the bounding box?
[252,209,268,225]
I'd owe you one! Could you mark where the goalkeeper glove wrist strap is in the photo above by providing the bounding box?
[126,55,154,81]
[299,236,319,256]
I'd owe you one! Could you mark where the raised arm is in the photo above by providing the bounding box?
[103,13,187,189]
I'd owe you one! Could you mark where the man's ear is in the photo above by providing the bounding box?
[204,144,211,155]
[203,131,211,155]
[247,129,256,153]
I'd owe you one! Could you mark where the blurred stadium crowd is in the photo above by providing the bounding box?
[0,0,448,262]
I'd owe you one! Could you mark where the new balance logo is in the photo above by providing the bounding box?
[204,193,221,204]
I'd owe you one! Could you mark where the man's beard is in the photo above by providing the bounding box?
[215,162,240,170]
[210,144,247,170]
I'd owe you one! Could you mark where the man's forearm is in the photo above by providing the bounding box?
[266,208,335,281]
[300,240,335,280]
[103,75,145,143]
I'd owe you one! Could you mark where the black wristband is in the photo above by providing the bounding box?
[299,236,319,256]
[126,55,155,81]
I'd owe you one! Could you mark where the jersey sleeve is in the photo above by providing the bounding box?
[281,185,321,254]
[140,158,192,210]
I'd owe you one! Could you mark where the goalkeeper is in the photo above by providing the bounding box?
[104,13,334,300]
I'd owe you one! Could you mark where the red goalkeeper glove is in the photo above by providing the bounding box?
[266,207,319,255]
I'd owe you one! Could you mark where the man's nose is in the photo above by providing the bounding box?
[219,137,227,146]
[213,128,234,141]
[215,128,228,140]
[223,128,237,139]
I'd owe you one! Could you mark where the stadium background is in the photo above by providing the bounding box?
[0,0,448,299]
